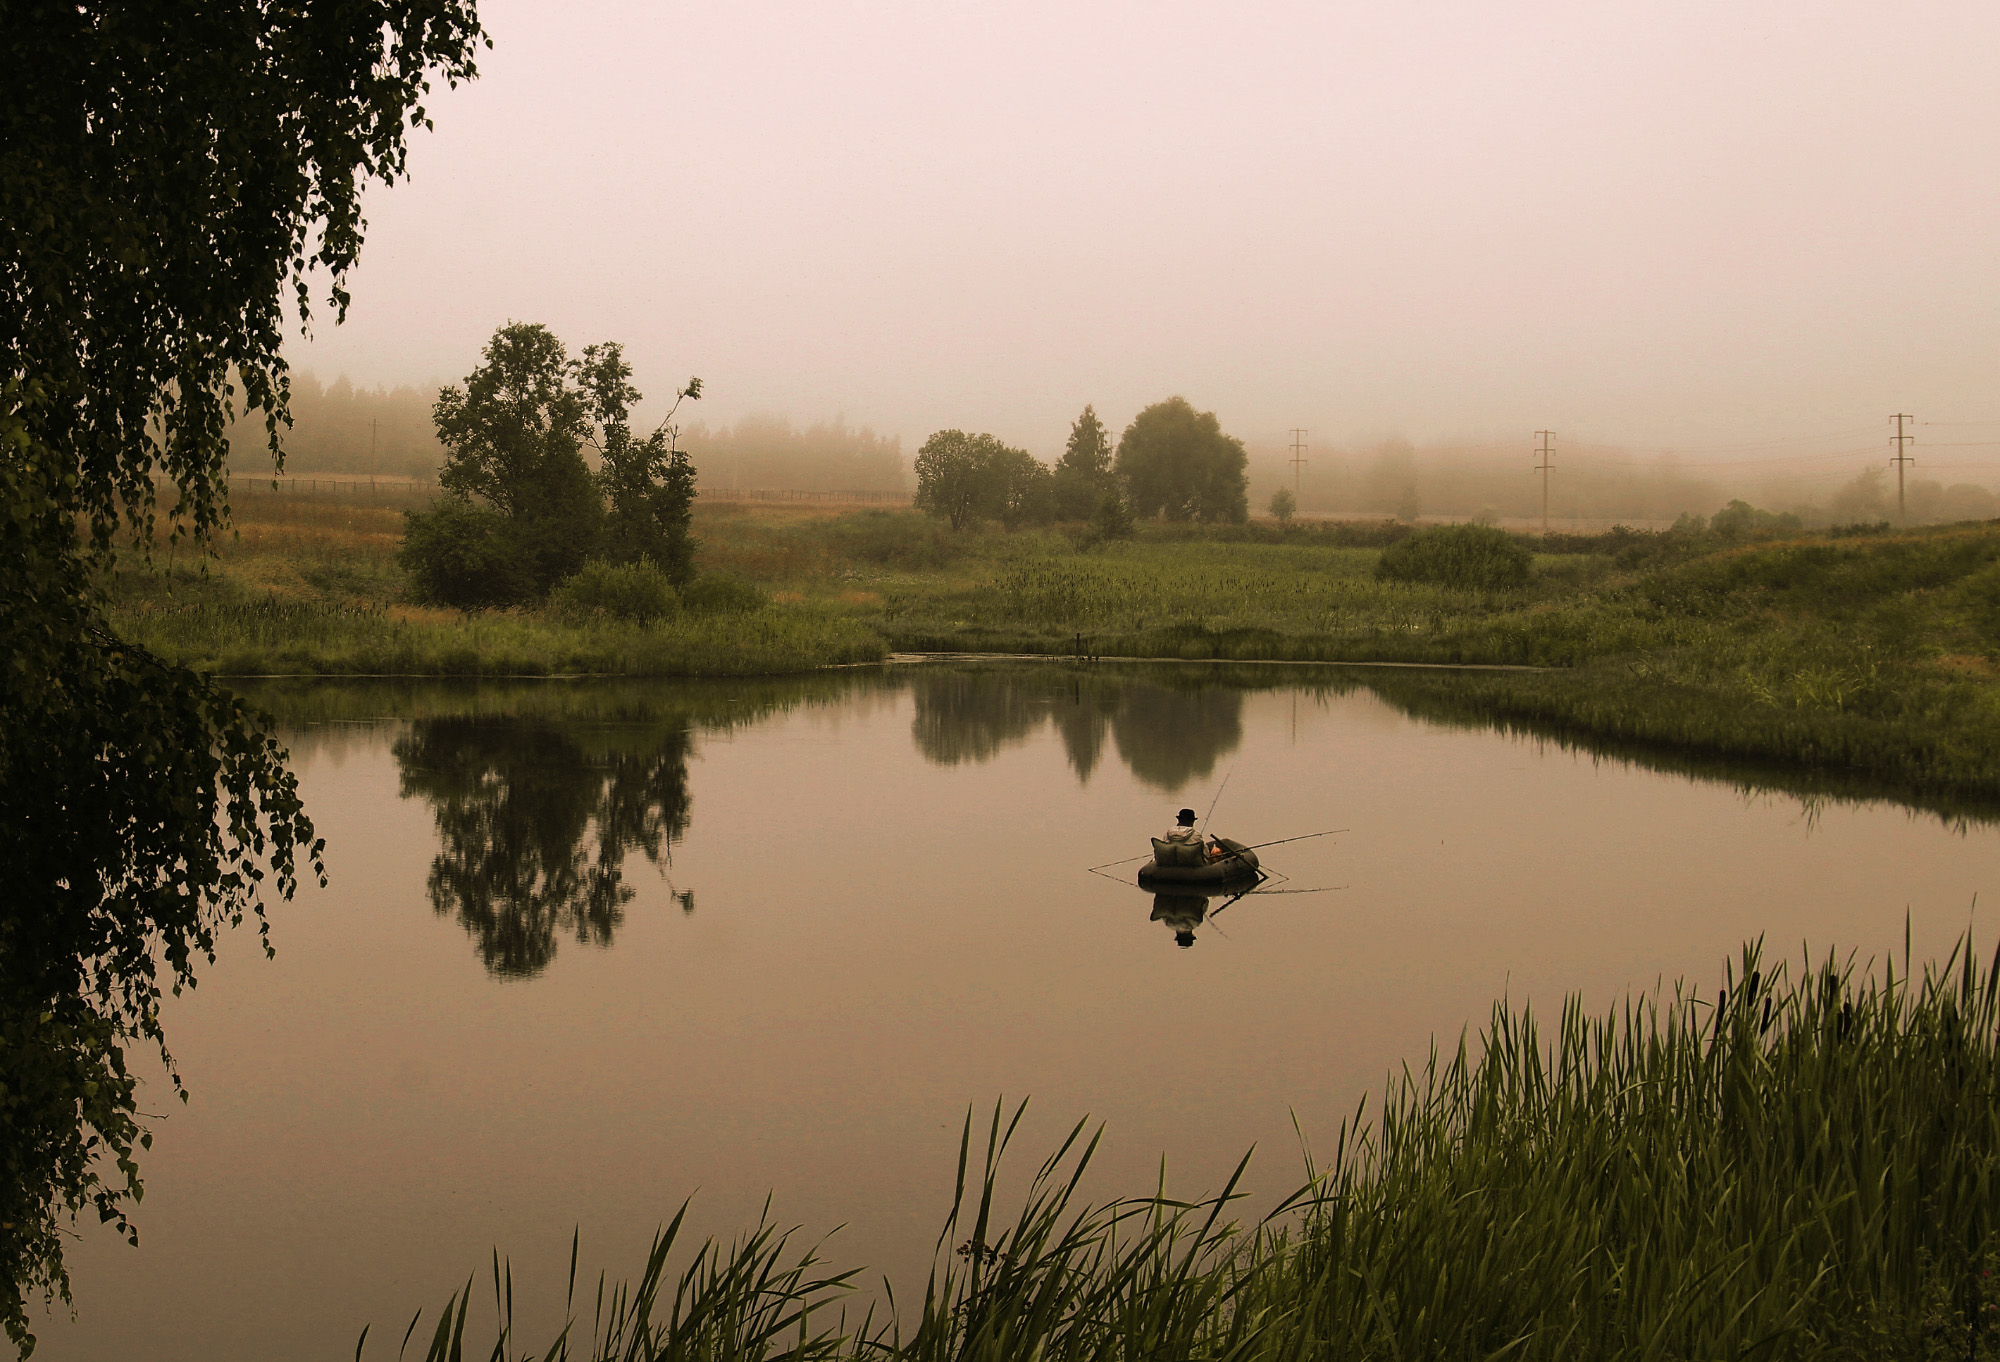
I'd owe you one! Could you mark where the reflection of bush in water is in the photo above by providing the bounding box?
[394,718,692,977]
[906,669,1243,789]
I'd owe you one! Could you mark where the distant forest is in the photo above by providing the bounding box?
[227,373,443,479]
[681,415,906,493]
[229,376,909,493]
[229,377,1992,524]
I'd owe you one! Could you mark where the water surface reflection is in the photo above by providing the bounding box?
[383,669,1263,973]
[909,668,1244,786]
[36,661,2000,1361]
[1151,893,1210,948]
[396,717,694,977]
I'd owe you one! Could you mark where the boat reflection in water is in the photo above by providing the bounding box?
[1150,892,1211,948]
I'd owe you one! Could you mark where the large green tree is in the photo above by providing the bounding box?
[914,430,1052,530]
[0,3,484,1352]
[406,328,701,604]
[991,444,1057,529]
[1114,397,1249,524]
[424,322,604,598]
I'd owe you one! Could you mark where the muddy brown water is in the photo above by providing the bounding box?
[35,662,1999,1359]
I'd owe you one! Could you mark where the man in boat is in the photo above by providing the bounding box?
[1163,808,1230,862]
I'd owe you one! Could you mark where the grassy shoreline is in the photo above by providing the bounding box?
[111,593,887,677]
[107,499,2000,800]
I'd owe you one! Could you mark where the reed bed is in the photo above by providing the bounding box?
[381,933,2000,1361]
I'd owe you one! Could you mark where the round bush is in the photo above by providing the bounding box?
[399,498,534,609]
[680,571,768,614]
[549,559,680,623]
[1374,523,1533,591]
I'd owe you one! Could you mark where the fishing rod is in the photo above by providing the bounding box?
[1238,828,1347,852]
[1084,851,1154,874]
[1197,769,1234,835]
[1204,879,1267,921]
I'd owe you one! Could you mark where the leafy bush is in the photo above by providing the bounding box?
[1092,490,1135,541]
[1374,522,1533,591]
[399,498,533,609]
[681,571,767,614]
[549,559,680,623]
[1709,498,1804,541]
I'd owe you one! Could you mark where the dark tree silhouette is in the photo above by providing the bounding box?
[1110,683,1245,790]
[905,669,1244,792]
[0,3,482,1346]
[396,718,693,977]
[1053,404,1118,521]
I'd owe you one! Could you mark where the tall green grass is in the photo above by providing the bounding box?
[111,595,886,677]
[108,498,2000,798]
[379,933,2000,1361]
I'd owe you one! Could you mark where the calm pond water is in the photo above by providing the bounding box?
[37,661,1999,1359]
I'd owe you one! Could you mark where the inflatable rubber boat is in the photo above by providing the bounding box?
[1136,836,1261,887]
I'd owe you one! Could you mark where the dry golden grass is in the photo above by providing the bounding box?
[1936,653,1997,677]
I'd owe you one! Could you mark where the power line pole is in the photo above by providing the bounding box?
[1533,430,1555,535]
[1288,428,1308,497]
[1889,413,1916,523]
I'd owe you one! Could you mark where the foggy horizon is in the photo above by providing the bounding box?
[286,1,2000,482]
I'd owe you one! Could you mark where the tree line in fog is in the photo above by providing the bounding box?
[231,374,906,492]
[238,373,1998,528]
[1242,439,2000,528]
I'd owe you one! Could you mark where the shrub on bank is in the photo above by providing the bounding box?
[550,559,679,623]
[1375,522,1533,590]
[681,571,768,614]
[399,498,534,609]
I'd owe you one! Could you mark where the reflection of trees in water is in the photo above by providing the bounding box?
[907,669,1244,790]
[1052,681,1120,782]
[908,672,1052,765]
[1110,686,1243,789]
[394,718,692,977]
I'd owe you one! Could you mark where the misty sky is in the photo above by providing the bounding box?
[292,1,2000,474]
